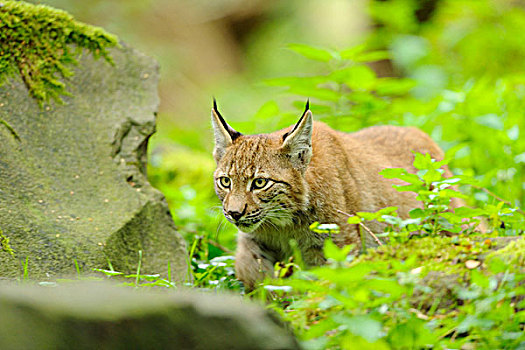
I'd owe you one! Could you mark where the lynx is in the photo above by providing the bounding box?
[211,100,458,290]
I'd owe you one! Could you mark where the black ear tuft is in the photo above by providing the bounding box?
[212,98,242,142]
[212,97,221,119]
[285,99,311,140]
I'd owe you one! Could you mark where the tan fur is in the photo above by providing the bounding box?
[211,105,459,290]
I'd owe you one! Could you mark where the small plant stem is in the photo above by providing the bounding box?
[288,239,305,269]
[438,326,457,340]
[427,296,442,317]
[167,261,171,284]
[107,258,115,272]
[74,259,81,275]
[359,224,366,253]
[359,222,384,246]
[471,185,525,216]
[336,209,384,246]
[22,256,29,282]
[0,119,21,141]
[135,250,142,287]
[196,265,218,286]
[186,238,199,283]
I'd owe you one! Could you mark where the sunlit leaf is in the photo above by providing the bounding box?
[354,50,390,62]
[475,114,504,130]
[334,314,384,342]
[323,239,353,262]
[287,43,335,62]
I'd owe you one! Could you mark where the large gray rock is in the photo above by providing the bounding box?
[0,282,300,350]
[0,45,187,280]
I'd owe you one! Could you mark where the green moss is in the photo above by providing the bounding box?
[358,235,495,270]
[0,228,15,257]
[355,235,522,311]
[0,0,118,105]
[486,238,525,267]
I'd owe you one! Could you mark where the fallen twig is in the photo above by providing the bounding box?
[337,209,384,246]
[470,185,525,216]
[207,238,234,255]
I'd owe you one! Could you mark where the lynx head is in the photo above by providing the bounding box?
[211,100,313,233]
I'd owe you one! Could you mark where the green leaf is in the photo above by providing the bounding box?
[329,65,377,89]
[339,44,366,60]
[382,215,402,225]
[412,152,434,170]
[486,257,508,274]
[343,65,377,90]
[366,278,406,298]
[93,268,124,277]
[375,78,416,95]
[357,211,381,221]
[287,43,334,62]
[347,216,362,224]
[470,269,490,288]
[354,50,390,62]
[379,168,406,179]
[438,212,464,225]
[437,188,468,199]
[421,169,444,184]
[302,316,339,340]
[475,114,504,130]
[314,263,372,283]
[124,274,161,281]
[335,314,384,342]
[310,222,340,234]
[323,239,353,262]
[409,208,426,218]
[394,184,424,192]
[376,207,399,216]
[387,317,436,348]
[380,168,421,184]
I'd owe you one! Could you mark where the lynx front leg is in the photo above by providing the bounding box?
[235,232,274,291]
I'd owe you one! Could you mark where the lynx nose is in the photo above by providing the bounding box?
[227,204,247,222]
[229,210,243,221]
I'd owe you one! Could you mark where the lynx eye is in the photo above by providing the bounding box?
[252,178,269,190]
[218,176,231,189]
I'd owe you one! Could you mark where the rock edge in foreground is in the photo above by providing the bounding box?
[0,282,300,350]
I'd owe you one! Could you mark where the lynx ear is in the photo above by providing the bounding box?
[211,99,241,161]
[281,101,313,169]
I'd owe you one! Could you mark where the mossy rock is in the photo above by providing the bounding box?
[357,234,524,311]
[0,40,187,280]
[0,0,117,104]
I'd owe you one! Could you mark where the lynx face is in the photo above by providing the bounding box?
[211,100,313,233]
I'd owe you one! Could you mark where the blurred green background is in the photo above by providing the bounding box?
[29,0,525,255]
